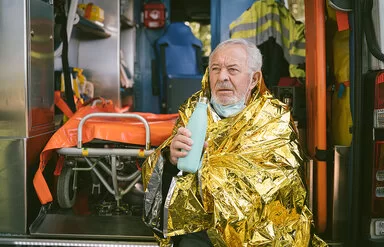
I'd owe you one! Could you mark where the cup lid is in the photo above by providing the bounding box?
[199,97,208,104]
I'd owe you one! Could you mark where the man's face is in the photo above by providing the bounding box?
[209,44,256,106]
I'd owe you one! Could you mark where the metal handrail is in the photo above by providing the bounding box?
[76,112,151,150]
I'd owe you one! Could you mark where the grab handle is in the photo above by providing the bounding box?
[77,113,151,150]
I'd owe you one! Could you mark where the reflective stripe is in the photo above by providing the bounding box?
[231,13,285,36]
[289,40,306,50]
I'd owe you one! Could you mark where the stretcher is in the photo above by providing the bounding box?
[33,99,178,215]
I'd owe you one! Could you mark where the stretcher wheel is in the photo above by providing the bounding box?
[57,166,77,208]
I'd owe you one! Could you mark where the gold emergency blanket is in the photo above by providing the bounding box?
[142,72,327,246]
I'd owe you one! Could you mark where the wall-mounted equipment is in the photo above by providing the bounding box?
[143,2,166,29]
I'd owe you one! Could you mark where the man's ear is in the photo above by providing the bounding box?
[251,71,261,89]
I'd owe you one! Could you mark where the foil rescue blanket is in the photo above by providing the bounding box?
[142,73,327,246]
[33,100,178,205]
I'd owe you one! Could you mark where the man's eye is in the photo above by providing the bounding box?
[211,67,220,72]
[228,68,238,73]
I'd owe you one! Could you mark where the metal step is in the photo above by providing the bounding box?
[29,213,154,241]
[0,237,158,246]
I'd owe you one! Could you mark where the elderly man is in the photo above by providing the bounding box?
[142,38,326,247]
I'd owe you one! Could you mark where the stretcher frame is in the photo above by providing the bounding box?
[55,112,155,210]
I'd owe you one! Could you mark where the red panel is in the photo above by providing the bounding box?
[374,72,384,109]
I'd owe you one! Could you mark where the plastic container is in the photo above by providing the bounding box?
[177,97,208,173]
[84,3,105,23]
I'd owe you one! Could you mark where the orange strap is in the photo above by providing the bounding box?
[54,156,65,176]
[336,10,349,31]
[54,91,74,118]
[33,169,53,204]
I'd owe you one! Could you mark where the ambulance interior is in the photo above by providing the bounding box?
[0,0,383,246]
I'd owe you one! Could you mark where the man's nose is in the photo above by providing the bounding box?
[218,69,229,81]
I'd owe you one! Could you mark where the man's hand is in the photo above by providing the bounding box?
[169,127,193,165]
[169,127,209,165]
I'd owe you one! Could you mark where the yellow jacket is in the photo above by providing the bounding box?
[230,0,306,78]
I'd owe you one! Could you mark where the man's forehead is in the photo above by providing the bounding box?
[211,45,247,66]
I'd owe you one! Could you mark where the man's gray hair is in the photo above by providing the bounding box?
[209,38,263,73]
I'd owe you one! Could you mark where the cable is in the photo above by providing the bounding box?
[364,0,384,61]
[54,0,79,57]
[57,1,76,112]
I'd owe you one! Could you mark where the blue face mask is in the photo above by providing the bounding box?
[210,75,256,117]
[210,97,246,118]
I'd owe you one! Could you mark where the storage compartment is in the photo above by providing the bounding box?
[0,0,55,234]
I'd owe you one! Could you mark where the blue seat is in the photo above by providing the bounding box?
[155,22,203,113]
